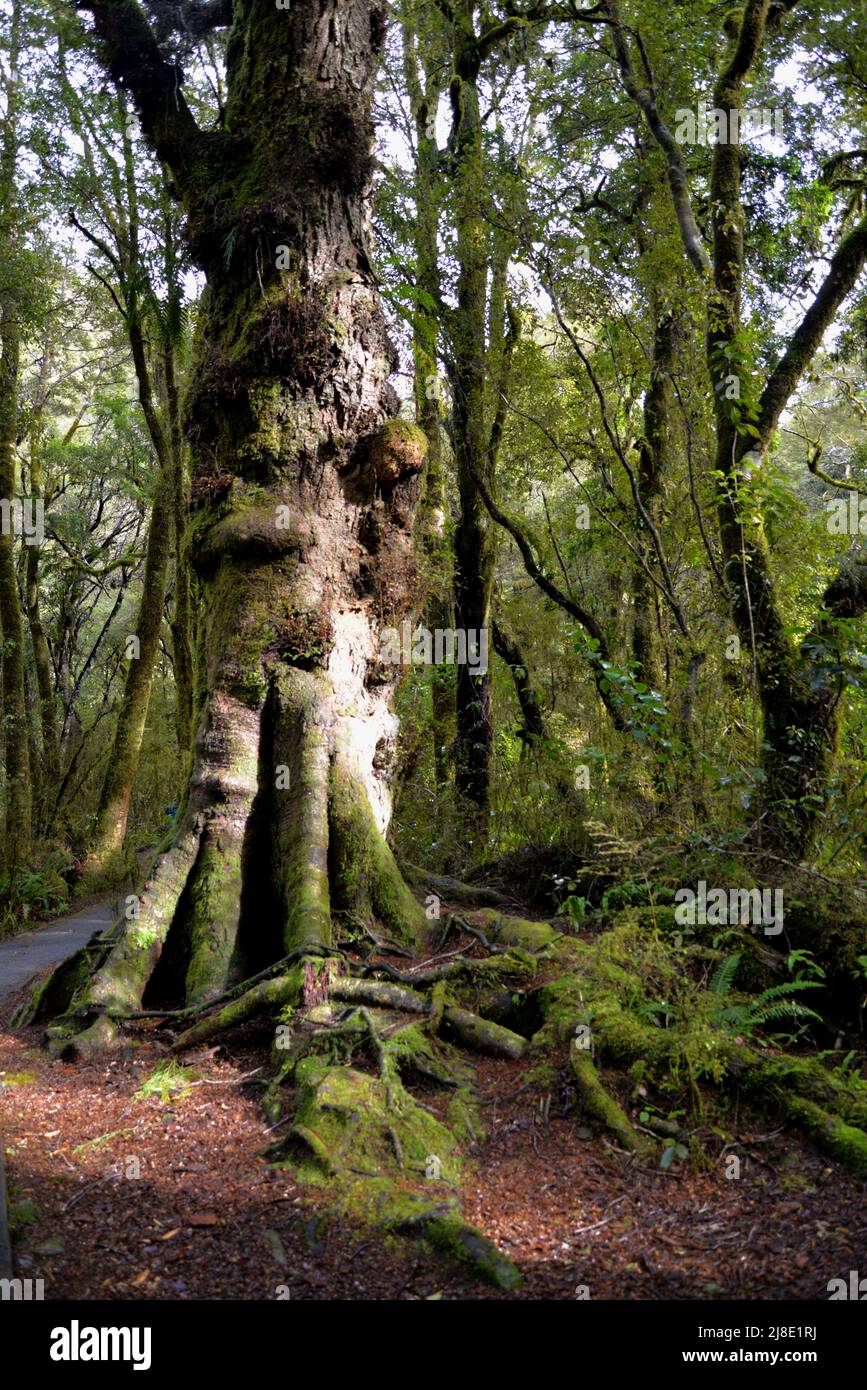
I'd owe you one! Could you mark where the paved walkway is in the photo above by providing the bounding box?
[0,900,119,1002]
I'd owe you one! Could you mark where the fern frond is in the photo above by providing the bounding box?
[710,953,741,997]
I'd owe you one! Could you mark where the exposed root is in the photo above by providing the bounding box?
[329,764,430,948]
[274,670,332,953]
[569,1042,653,1157]
[402,865,510,909]
[531,918,867,1174]
[329,978,430,1014]
[172,970,304,1051]
[387,1206,522,1292]
[780,1098,867,1174]
[441,1005,528,1060]
[28,825,867,1293]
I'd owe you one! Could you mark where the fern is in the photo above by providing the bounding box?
[709,959,823,1037]
[708,978,822,1045]
[710,952,742,997]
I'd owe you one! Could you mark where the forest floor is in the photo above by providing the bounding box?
[1,901,865,1300]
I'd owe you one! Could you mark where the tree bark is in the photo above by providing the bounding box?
[0,0,31,879]
[446,14,496,814]
[48,0,431,1046]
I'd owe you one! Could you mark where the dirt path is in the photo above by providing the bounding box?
[0,899,119,1002]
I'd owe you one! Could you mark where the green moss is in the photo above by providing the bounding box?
[471,909,557,952]
[46,1013,122,1061]
[530,920,729,1082]
[9,1197,40,1238]
[626,904,679,934]
[184,836,244,1004]
[329,762,428,945]
[368,418,428,485]
[448,949,538,1013]
[570,1045,652,1156]
[419,1211,522,1291]
[782,1097,867,1174]
[275,1059,461,1184]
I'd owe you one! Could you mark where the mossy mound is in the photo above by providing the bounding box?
[274,1057,462,1184]
[469,908,558,953]
[368,419,428,485]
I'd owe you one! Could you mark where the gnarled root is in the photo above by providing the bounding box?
[569,1043,653,1157]
[442,1006,528,1060]
[172,970,304,1051]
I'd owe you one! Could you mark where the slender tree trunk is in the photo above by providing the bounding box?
[83,470,172,879]
[704,4,867,855]
[24,362,61,831]
[448,16,495,814]
[0,0,31,878]
[606,0,867,855]
[400,10,452,793]
[83,116,180,880]
[494,617,587,814]
[492,619,546,748]
[631,310,674,695]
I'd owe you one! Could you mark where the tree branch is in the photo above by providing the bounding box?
[754,213,867,453]
[603,0,711,277]
[464,454,627,729]
[74,0,210,196]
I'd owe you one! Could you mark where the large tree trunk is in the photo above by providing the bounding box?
[45,0,429,1049]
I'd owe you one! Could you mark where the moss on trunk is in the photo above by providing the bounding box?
[329,762,429,946]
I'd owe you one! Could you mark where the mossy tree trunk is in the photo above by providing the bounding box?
[400,8,454,796]
[492,619,546,750]
[24,357,62,833]
[447,30,496,817]
[49,0,430,1045]
[704,2,867,856]
[0,0,31,880]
